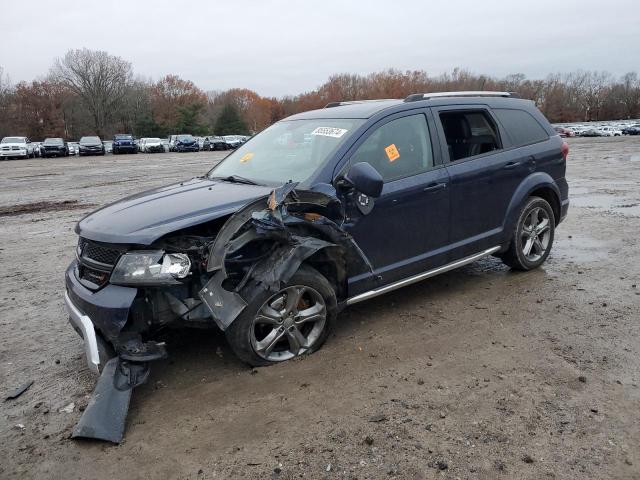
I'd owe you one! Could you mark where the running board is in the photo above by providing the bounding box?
[346,246,501,305]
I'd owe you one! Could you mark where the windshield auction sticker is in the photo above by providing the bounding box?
[385,144,400,162]
[240,152,254,162]
[311,127,348,138]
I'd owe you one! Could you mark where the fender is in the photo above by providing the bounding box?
[501,171,561,248]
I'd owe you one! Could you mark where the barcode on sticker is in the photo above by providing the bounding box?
[311,127,348,138]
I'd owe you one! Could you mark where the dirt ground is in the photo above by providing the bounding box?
[1,138,639,479]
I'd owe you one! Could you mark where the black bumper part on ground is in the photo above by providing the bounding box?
[72,357,150,443]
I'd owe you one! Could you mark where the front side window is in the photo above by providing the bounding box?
[209,118,364,185]
[439,110,500,161]
[349,114,433,183]
[493,108,549,146]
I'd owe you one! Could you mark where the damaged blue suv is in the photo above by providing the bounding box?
[65,92,569,442]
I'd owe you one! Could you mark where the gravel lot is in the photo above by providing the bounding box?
[1,138,639,479]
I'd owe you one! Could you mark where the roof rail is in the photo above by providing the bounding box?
[324,99,397,108]
[404,91,515,102]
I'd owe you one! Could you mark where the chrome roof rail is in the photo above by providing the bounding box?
[324,99,397,108]
[404,91,515,102]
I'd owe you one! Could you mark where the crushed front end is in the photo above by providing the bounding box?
[64,182,373,443]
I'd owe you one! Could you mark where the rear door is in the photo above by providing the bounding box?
[432,106,532,259]
[339,110,450,292]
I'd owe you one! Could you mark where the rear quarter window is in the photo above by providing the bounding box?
[493,108,549,147]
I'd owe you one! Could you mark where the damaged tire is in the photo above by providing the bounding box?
[225,265,336,366]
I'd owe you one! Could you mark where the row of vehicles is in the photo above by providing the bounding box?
[554,121,640,137]
[0,134,250,160]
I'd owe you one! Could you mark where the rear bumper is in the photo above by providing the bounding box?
[560,198,570,223]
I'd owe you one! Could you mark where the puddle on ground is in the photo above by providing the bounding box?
[552,234,611,264]
[570,194,640,217]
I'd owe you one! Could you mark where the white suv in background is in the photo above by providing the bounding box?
[599,126,622,136]
[0,136,36,159]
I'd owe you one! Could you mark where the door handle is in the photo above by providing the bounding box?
[503,161,522,170]
[423,182,446,193]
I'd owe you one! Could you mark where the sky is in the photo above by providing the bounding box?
[2,0,639,97]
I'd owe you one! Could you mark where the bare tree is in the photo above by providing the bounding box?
[51,49,132,135]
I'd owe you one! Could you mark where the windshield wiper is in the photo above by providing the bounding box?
[211,175,261,186]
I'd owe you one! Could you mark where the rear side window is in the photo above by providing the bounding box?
[439,110,500,162]
[493,108,549,147]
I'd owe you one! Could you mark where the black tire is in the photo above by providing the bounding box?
[501,196,555,271]
[225,265,337,367]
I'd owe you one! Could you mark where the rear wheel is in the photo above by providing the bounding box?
[501,196,555,271]
[225,265,336,367]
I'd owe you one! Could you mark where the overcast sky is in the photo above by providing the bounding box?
[2,0,639,97]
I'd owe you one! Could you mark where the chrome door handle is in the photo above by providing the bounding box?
[423,182,446,193]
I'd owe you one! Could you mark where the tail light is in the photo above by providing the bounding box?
[561,141,569,161]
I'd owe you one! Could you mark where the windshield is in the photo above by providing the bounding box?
[147,138,161,142]
[44,138,63,144]
[80,136,100,143]
[115,134,133,140]
[177,135,194,141]
[208,118,363,185]
[2,137,25,143]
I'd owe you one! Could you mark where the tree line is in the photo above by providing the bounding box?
[1,48,639,140]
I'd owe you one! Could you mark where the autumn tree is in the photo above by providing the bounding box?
[214,103,248,135]
[151,75,207,133]
[50,48,132,136]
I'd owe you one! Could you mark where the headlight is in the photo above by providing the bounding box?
[110,251,191,285]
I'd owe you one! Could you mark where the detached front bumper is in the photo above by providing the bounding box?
[64,262,137,373]
[65,291,105,374]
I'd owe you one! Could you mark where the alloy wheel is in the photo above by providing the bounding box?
[251,285,327,362]
[521,207,551,262]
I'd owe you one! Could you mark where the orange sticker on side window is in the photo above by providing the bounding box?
[240,152,254,162]
[385,144,400,162]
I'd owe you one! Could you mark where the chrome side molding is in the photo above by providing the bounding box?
[346,246,501,305]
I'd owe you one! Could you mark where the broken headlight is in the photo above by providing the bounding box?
[110,251,191,286]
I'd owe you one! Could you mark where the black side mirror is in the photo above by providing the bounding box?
[343,162,383,198]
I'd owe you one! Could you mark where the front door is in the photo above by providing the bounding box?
[340,112,450,294]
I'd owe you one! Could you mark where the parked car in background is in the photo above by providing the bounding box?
[40,138,69,157]
[68,142,79,155]
[554,127,575,138]
[112,134,137,154]
[0,136,36,159]
[598,126,622,137]
[161,139,170,152]
[208,136,228,150]
[78,136,106,156]
[622,124,640,135]
[173,134,199,152]
[223,135,243,149]
[198,137,211,151]
[104,141,113,154]
[142,138,164,153]
[580,128,602,137]
[32,142,41,157]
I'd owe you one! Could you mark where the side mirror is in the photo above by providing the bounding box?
[343,162,383,198]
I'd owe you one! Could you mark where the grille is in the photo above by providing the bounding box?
[80,240,122,265]
[79,265,110,287]
[76,238,126,290]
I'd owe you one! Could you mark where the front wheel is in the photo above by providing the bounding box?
[225,265,336,367]
[501,196,555,271]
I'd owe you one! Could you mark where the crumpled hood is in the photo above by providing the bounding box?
[76,177,273,245]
